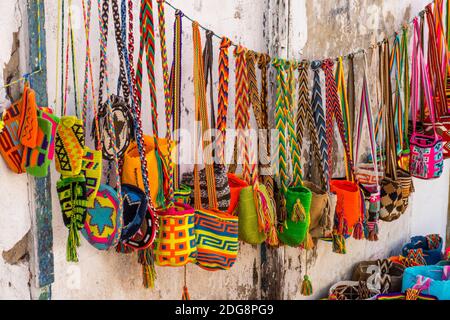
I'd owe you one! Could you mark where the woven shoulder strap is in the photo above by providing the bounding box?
[216,37,232,165]
[170,10,183,190]
[193,21,218,211]
[298,61,326,188]
[322,59,354,183]
[355,53,380,188]
[336,57,354,180]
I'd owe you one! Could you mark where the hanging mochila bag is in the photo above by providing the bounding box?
[377,39,408,222]
[81,0,123,251]
[23,106,59,178]
[55,4,89,262]
[354,52,381,241]
[320,58,362,250]
[409,17,444,180]
[190,23,238,271]
[295,60,334,242]
[274,60,312,248]
[234,47,276,246]
[423,4,450,159]
[306,60,338,240]
[181,31,231,213]
[153,4,196,268]
[0,85,39,174]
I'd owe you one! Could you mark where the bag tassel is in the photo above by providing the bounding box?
[352,220,364,240]
[332,233,346,254]
[368,222,379,242]
[181,266,190,300]
[67,221,81,262]
[292,199,306,222]
[303,232,315,250]
[265,196,279,247]
[116,241,134,254]
[301,275,313,296]
[138,248,157,289]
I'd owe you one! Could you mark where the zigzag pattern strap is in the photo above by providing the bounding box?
[234,45,252,185]
[273,58,289,197]
[217,37,232,165]
[157,0,174,204]
[311,61,329,186]
[298,61,326,187]
[286,63,303,186]
[137,0,159,137]
[171,10,183,190]
[400,27,410,150]
[322,59,354,182]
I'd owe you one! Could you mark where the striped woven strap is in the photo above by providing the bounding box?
[336,57,354,180]
[81,0,100,149]
[286,63,303,186]
[157,0,174,204]
[298,61,326,188]
[400,27,410,150]
[389,35,404,157]
[322,59,354,182]
[311,61,329,187]
[193,21,218,211]
[137,0,159,137]
[171,10,183,190]
[426,5,447,118]
[216,37,232,165]
[273,59,289,198]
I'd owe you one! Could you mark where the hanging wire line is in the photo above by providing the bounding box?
[0,0,43,91]
[164,0,430,62]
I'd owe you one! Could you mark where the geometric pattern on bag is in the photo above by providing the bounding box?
[55,116,85,176]
[194,209,239,271]
[155,210,197,267]
[406,248,427,266]
[379,177,404,222]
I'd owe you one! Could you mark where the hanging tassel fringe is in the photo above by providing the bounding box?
[116,241,134,254]
[67,222,80,262]
[182,285,191,300]
[301,275,313,296]
[138,248,157,289]
[332,234,346,254]
[303,232,315,250]
[352,221,364,240]
[292,199,306,222]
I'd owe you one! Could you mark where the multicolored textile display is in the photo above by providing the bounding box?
[55,116,85,176]
[81,147,102,207]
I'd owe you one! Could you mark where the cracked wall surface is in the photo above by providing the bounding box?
[0,0,448,300]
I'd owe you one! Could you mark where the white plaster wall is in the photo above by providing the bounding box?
[0,0,448,300]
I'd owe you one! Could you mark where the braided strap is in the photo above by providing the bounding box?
[157,0,174,205]
[298,61,326,188]
[311,61,329,187]
[322,59,354,182]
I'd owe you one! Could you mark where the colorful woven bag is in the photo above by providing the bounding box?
[96,94,134,161]
[120,184,148,241]
[274,59,312,247]
[55,116,85,176]
[189,23,238,271]
[0,85,39,173]
[402,235,444,265]
[81,147,102,207]
[81,184,122,250]
[57,175,88,262]
[409,18,444,180]
[122,135,169,208]
[23,108,59,177]
[402,266,450,300]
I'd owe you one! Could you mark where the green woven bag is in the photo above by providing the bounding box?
[278,186,312,247]
[238,185,270,245]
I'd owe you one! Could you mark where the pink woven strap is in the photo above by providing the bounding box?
[412,275,432,292]
[411,18,439,139]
